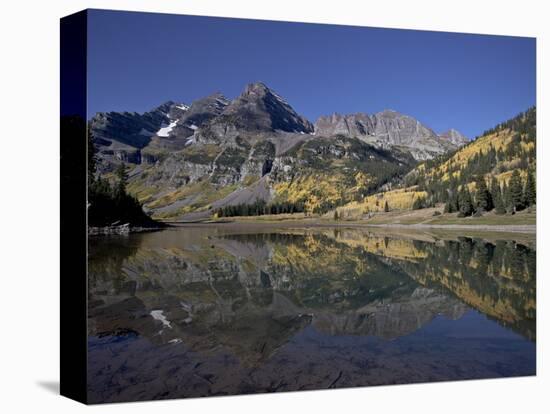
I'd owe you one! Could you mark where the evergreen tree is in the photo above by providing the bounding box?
[490,177,506,215]
[523,170,536,207]
[334,210,339,220]
[384,200,389,212]
[493,189,505,215]
[115,162,129,196]
[502,182,513,213]
[509,170,524,211]
[458,186,474,216]
[412,196,425,210]
[475,177,493,211]
[451,192,459,212]
[490,176,500,199]
[444,190,459,213]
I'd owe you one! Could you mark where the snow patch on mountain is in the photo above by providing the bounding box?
[157,120,178,137]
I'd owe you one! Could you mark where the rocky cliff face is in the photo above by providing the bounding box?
[315,110,468,160]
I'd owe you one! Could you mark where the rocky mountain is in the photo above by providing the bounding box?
[90,101,189,167]
[90,82,469,220]
[314,110,468,160]
[438,128,469,146]
[140,93,230,163]
[211,82,313,134]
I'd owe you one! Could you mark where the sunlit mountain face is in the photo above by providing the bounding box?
[87,226,535,403]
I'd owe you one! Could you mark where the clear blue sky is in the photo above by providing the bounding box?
[87,9,536,138]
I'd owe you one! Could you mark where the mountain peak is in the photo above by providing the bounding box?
[244,81,271,94]
[154,100,176,109]
[439,129,469,146]
[149,101,189,120]
[220,82,313,133]
[375,109,409,120]
[242,82,290,106]
[203,91,229,104]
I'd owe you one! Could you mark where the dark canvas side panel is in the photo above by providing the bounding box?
[60,9,88,404]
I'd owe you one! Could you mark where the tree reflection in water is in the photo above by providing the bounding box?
[87,227,536,403]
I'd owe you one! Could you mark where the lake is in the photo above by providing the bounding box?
[87,224,536,403]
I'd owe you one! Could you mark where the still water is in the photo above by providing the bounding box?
[87,225,536,403]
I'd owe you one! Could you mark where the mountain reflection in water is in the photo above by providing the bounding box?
[87,226,536,403]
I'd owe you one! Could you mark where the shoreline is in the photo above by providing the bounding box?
[166,219,536,234]
[88,223,167,236]
[363,223,536,233]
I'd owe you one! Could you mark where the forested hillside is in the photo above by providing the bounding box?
[336,107,536,219]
